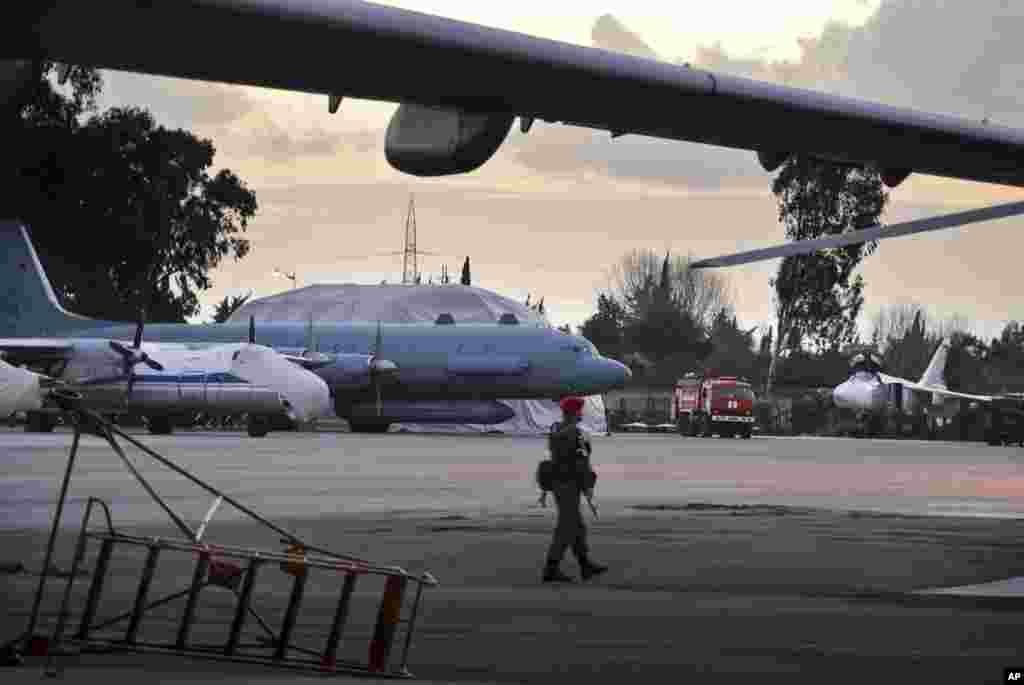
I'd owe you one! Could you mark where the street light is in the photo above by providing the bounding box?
[272,268,297,289]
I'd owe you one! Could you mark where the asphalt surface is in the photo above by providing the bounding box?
[2,428,1023,684]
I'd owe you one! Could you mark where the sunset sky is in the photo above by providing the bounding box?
[93,0,1024,342]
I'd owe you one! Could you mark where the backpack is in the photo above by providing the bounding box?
[536,421,597,492]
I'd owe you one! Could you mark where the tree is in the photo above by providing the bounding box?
[620,252,712,381]
[766,156,887,395]
[702,307,760,381]
[211,291,253,323]
[460,256,471,286]
[868,305,943,380]
[579,293,627,360]
[759,326,773,357]
[11,63,103,215]
[25,107,257,322]
[946,331,990,394]
[608,248,731,330]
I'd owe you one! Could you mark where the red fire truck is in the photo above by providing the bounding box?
[670,372,757,438]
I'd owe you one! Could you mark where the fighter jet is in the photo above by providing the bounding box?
[832,340,958,434]
[0,222,631,433]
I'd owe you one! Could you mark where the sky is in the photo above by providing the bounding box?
[93,0,1024,343]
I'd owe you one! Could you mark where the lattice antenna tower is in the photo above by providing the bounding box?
[402,194,417,285]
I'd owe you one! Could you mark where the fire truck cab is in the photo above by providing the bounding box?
[671,372,756,438]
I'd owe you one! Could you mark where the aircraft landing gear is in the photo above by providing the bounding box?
[348,421,391,434]
[25,411,56,433]
[146,416,174,435]
[247,415,270,438]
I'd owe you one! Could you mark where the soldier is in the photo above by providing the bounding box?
[541,396,608,583]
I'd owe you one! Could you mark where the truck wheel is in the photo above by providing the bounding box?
[677,416,690,437]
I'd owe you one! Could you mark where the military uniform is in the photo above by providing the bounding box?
[541,397,607,583]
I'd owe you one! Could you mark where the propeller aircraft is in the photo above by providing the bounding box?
[0,222,630,434]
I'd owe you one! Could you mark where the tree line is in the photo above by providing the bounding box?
[10,63,256,324]
[578,156,1022,396]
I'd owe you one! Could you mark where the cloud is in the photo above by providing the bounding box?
[504,14,767,191]
[510,3,1024,195]
[99,71,254,132]
[99,71,382,167]
[689,0,1024,127]
[591,14,660,60]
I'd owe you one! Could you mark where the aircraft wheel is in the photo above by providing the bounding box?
[147,416,173,435]
[25,411,55,433]
[247,416,270,438]
[742,429,752,439]
[700,417,713,438]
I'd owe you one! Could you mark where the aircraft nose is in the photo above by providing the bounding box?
[591,359,630,392]
[620,360,632,383]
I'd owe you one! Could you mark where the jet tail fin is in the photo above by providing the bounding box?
[0,220,110,337]
[919,339,950,389]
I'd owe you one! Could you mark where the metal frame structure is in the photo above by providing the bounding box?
[1,406,438,678]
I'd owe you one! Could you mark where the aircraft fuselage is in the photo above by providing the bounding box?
[58,320,630,402]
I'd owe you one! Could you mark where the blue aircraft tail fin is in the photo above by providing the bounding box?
[0,220,110,337]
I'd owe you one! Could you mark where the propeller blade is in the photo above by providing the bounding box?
[249,315,255,344]
[374,320,383,357]
[142,356,164,371]
[133,310,145,349]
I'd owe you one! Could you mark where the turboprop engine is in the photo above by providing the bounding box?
[385,103,515,176]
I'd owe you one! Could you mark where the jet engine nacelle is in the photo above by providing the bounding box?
[318,353,375,387]
[385,103,515,176]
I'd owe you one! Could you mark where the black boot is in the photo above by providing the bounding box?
[579,557,608,581]
[542,560,575,583]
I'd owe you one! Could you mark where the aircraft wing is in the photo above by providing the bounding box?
[8,0,1024,186]
[878,373,994,403]
[691,201,1024,269]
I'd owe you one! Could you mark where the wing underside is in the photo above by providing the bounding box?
[7,0,1024,186]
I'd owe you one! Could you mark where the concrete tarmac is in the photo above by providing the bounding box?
[2,428,1023,684]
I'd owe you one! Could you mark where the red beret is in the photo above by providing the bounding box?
[559,396,585,415]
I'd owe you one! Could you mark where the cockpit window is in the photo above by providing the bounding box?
[713,387,755,401]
